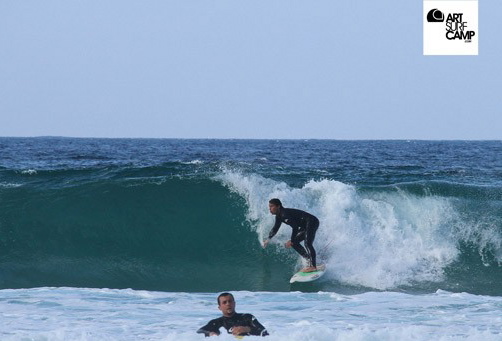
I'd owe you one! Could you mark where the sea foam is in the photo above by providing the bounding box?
[219,170,460,290]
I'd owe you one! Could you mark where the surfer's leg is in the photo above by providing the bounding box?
[291,241,309,260]
[291,230,309,261]
[304,220,319,268]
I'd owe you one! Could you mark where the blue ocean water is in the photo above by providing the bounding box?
[1,137,502,339]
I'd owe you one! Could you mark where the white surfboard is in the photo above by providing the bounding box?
[289,264,326,283]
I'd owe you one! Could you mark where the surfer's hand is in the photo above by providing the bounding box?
[285,240,292,248]
[262,239,269,248]
[231,326,250,336]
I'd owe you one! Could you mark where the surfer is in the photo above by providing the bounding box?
[263,198,320,272]
[197,293,269,337]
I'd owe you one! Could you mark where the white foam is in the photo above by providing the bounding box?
[218,170,460,290]
[183,160,204,165]
[454,215,502,265]
[0,182,22,188]
[1,288,502,341]
[21,169,38,175]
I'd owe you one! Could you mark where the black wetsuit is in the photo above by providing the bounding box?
[197,313,269,337]
[268,207,320,267]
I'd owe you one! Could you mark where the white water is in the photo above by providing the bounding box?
[1,287,501,340]
[218,171,461,290]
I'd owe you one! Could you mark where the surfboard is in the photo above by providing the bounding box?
[289,264,326,283]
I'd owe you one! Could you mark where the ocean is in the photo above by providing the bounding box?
[1,137,501,340]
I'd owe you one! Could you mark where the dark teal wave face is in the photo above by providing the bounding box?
[1,138,501,294]
[0,176,293,291]
[0,171,501,295]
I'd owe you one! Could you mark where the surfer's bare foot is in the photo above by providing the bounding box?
[301,266,317,272]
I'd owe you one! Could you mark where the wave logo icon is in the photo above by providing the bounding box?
[427,8,445,22]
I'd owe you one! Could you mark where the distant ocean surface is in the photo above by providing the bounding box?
[1,137,502,340]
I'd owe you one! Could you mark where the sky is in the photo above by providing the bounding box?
[0,0,500,139]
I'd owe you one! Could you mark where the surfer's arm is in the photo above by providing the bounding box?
[267,216,282,239]
[263,218,281,248]
[230,326,251,336]
[246,314,269,336]
[197,319,221,337]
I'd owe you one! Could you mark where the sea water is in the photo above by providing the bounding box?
[1,138,501,340]
[1,288,502,340]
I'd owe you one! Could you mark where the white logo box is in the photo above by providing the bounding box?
[423,0,478,55]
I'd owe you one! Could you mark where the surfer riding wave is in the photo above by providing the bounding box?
[263,198,320,272]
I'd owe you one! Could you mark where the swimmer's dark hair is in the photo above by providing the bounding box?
[217,292,234,306]
[269,198,282,207]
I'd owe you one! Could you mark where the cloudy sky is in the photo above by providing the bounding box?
[1,0,500,139]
